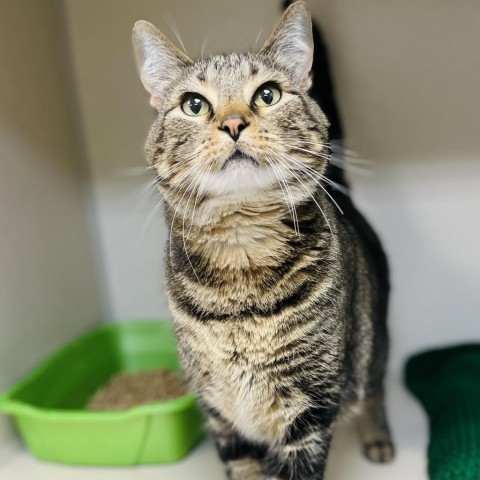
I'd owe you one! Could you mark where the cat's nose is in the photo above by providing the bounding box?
[220,115,248,141]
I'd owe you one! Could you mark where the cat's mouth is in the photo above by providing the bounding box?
[221,150,259,170]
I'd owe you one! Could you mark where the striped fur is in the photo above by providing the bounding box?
[133,2,394,478]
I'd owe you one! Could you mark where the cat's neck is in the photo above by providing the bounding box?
[187,200,292,271]
[167,189,331,271]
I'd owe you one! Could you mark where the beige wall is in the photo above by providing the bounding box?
[61,0,284,321]
[62,0,480,374]
[0,0,101,447]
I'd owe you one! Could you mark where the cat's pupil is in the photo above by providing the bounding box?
[260,89,274,105]
[189,97,203,114]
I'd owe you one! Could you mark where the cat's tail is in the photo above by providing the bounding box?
[282,0,348,191]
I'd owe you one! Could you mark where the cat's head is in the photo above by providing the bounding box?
[133,2,329,210]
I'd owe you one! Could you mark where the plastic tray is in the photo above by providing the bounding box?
[0,320,204,465]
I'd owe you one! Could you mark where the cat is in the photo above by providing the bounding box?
[132,1,394,478]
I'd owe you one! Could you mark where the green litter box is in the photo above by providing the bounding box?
[0,320,204,465]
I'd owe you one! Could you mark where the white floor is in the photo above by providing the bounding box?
[0,380,428,480]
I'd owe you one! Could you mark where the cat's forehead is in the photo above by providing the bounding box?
[180,53,285,100]
[197,53,260,82]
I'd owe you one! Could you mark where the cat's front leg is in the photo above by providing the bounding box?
[206,409,267,480]
[263,408,334,480]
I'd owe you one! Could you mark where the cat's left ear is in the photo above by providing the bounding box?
[260,1,313,88]
[132,21,191,109]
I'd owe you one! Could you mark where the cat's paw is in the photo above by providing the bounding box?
[364,440,395,463]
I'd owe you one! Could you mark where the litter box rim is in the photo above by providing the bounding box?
[0,320,197,421]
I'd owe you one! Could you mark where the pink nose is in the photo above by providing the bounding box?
[220,116,247,141]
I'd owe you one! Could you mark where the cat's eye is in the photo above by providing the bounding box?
[252,83,281,107]
[181,94,210,116]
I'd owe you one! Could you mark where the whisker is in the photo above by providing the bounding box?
[162,160,209,210]
[182,163,211,231]
[273,153,333,234]
[270,147,348,195]
[200,37,210,61]
[140,196,164,237]
[254,29,264,49]
[265,156,300,235]
[139,177,159,196]
[165,19,189,55]
[329,156,371,175]
[273,161,300,235]
[189,164,213,234]
[168,171,204,282]
[125,176,164,223]
[280,137,332,150]
[181,171,208,282]
[282,138,373,170]
[329,140,370,163]
[273,149,345,216]
[275,136,372,170]
[273,158,334,234]
[284,144,331,161]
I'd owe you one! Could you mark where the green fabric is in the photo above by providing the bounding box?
[405,345,480,480]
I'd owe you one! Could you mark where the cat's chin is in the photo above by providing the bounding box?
[201,162,278,197]
[221,151,259,170]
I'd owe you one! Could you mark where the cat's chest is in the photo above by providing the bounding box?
[178,319,311,442]
[208,365,301,443]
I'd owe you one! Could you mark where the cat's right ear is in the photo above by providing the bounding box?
[260,1,313,88]
[132,21,191,109]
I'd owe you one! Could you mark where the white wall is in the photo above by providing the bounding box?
[319,0,480,373]
[0,0,101,447]
[62,0,480,374]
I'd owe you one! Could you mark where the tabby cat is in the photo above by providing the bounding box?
[132,2,394,478]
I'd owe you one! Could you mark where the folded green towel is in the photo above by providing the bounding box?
[405,344,480,480]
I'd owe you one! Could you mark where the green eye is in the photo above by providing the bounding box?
[181,94,210,116]
[253,84,281,107]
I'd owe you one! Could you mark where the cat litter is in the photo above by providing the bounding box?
[88,368,189,410]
